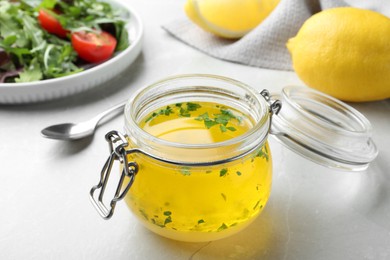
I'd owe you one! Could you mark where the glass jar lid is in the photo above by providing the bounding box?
[271,86,378,171]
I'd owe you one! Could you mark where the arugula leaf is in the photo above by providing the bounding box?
[22,0,44,8]
[39,0,57,9]
[3,35,17,46]
[115,22,129,51]
[15,58,43,82]
[0,5,20,39]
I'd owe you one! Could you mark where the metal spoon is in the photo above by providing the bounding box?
[41,101,126,141]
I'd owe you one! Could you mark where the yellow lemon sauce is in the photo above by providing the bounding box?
[124,102,272,241]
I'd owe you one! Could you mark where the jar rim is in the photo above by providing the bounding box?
[124,74,271,163]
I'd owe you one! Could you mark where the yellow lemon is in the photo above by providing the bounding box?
[184,0,279,39]
[287,7,390,102]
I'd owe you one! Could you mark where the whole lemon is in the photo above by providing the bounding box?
[287,7,390,102]
[185,0,280,39]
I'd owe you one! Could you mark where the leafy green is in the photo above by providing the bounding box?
[39,0,57,9]
[15,58,42,82]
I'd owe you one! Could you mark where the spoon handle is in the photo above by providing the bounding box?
[90,100,127,125]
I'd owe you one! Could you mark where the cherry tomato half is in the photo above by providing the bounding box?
[38,9,69,38]
[71,31,117,63]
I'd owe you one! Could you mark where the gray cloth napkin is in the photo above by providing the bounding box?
[162,0,347,71]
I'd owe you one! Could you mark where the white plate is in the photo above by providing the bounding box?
[0,0,143,104]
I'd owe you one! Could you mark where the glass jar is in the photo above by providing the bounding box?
[90,74,378,242]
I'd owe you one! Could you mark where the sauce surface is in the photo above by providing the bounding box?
[140,102,253,144]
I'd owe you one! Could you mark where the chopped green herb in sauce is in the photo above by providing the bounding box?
[217,223,228,232]
[145,106,174,122]
[220,168,228,177]
[195,107,242,133]
[198,219,205,224]
[180,167,191,176]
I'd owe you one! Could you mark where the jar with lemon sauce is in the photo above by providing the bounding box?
[90,74,378,242]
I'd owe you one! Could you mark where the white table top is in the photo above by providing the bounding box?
[1,1,390,259]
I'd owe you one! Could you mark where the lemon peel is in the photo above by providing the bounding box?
[184,0,279,39]
[287,7,390,102]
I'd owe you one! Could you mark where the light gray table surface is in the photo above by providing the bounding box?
[1,1,389,259]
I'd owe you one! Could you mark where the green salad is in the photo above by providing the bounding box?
[0,0,130,83]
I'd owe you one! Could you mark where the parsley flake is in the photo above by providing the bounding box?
[256,147,269,161]
[180,167,191,176]
[145,106,174,123]
[164,217,172,225]
[195,108,242,133]
[179,102,201,117]
[220,168,228,177]
[217,223,228,232]
[186,102,201,111]
[139,209,148,220]
[253,201,261,210]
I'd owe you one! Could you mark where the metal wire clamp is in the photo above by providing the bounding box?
[89,130,138,219]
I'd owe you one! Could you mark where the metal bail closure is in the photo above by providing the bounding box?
[269,86,378,171]
[90,130,139,219]
[260,89,282,133]
[261,89,282,115]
